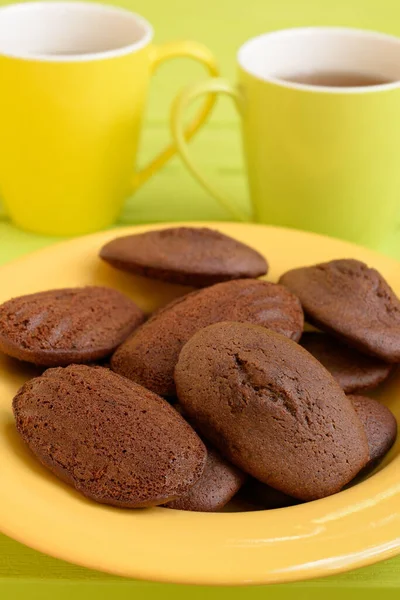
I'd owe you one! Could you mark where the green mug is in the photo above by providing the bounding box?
[171,27,400,248]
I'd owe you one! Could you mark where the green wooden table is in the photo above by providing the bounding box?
[1,0,400,597]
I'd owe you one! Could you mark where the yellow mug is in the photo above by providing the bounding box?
[0,2,218,236]
[172,28,400,248]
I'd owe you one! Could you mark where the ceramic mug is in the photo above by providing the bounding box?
[171,28,400,248]
[0,2,218,236]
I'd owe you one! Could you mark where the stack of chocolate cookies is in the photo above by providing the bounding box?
[2,227,398,511]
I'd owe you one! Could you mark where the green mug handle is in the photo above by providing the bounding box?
[170,78,252,223]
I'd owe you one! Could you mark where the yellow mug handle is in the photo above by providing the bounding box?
[132,41,219,191]
[170,77,251,222]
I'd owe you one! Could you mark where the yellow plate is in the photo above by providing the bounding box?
[1,222,400,585]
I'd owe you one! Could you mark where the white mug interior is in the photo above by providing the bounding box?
[0,1,153,61]
[238,27,400,91]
